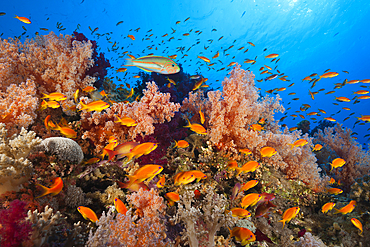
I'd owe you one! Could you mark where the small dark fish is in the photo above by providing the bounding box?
[241,11,246,17]
[255,201,276,217]
[0,12,6,16]
[116,21,123,26]
[263,48,267,51]
[333,32,339,37]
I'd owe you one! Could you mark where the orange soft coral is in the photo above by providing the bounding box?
[80,81,180,154]
[0,79,38,136]
[0,32,95,116]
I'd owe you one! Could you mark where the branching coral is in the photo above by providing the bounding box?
[80,81,181,154]
[0,123,41,194]
[314,123,370,189]
[172,184,237,247]
[26,205,65,247]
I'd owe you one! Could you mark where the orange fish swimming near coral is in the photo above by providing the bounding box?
[125,142,158,161]
[14,15,31,24]
[184,118,207,135]
[165,192,180,206]
[36,177,63,199]
[240,180,259,193]
[78,100,110,112]
[334,200,356,215]
[229,227,256,245]
[260,146,277,157]
[77,206,99,223]
[226,208,251,218]
[41,92,67,101]
[330,158,346,171]
[351,218,363,234]
[240,193,261,208]
[288,139,308,149]
[125,164,163,187]
[279,207,300,228]
[235,161,260,176]
[114,198,127,215]
[322,202,336,213]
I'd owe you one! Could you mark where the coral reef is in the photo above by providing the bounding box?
[80,81,181,154]
[0,123,41,194]
[314,123,370,189]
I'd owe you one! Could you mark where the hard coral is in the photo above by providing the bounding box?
[0,123,41,194]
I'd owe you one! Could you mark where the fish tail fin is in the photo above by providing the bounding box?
[235,167,242,176]
[78,101,87,111]
[333,208,341,214]
[124,59,134,66]
[279,219,286,229]
[288,144,294,150]
[105,148,117,162]
[41,93,49,99]
[125,152,135,162]
[173,140,178,148]
[35,184,51,199]
[330,166,333,172]
[114,115,121,123]
[183,116,191,128]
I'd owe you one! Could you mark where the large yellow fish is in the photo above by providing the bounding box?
[124,55,180,74]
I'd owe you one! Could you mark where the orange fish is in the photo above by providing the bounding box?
[226,160,238,170]
[78,100,110,112]
[128,34,135,40]
[125,142,158,161]
[312,144,323,151]
[14,15,31,24]
[324,117,336,122]
[330,158,345,171]
[265,53,279,59]
[176,170,207,186]
[52,124,77,138]
[357,115,370,122]
[335,96,351,102]
[105,142,139,161]
[229,227,256,245]
[357,95,370,100]
[41,92,67,101]
[73,89,79,103]
[199,106,205,124]
[77,206,98,223]
[82,86,96,92]
[184,118,207,135]
[125,164,163,187]
[212,51,219,59]
[116,68,128,72]
[326,188,343,195]
[250,124,264,132]
[329,177,335,184]
[118,180,149,192]
[260,146,277,157]
[235,161,260,176]
[239,148,252,155]
[334,201,356,215]
[279,207,300,228]
[240,193,261,208]
[156,175,166,188]
[247,42,255,47]
[353,90,369,95]
[114,198,127,215]
[40,100,60,110]
[322,202,336,213]
[351,218,363,234]
[288,139,308,149]
[240,180,259,193]
[226,208,251,218]
[320,72,339,78]
[165,192,179,206]
[36,177,63,199]
[44,115,54,131]
[197,56,210,63]
[83,157,100,165]
[115,115,137,127]
[174,140,189,148]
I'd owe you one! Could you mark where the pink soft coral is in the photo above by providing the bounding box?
[0,79,38,135]
[80,81,180,154]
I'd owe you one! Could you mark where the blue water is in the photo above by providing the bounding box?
[1,0,369,145]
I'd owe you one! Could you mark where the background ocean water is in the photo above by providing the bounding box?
[1,0,369,146]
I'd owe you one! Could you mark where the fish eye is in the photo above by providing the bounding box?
[172,64,175,67]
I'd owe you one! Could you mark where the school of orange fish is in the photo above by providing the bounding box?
[7,13,367,245]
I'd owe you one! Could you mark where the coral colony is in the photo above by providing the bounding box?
[0,31,369,247]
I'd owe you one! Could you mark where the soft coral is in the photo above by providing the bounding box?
[0,200,32,247]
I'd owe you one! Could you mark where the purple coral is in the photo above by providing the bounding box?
[0,200,32,247]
